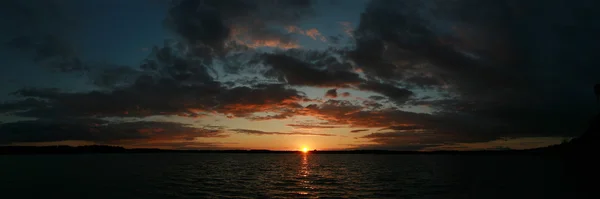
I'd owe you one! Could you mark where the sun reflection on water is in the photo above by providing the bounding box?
[300,153,309,177]
[297,153,314,196]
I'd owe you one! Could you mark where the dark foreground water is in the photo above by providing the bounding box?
[0,154,588,199]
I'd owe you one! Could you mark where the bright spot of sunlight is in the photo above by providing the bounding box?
[302,147,309,153]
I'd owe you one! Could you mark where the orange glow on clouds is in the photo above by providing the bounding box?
[229,25,301,49]
[285,26,327,42]
[243,39,300,49]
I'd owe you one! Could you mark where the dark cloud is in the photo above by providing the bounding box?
[300,99,526,146]
[140,42,216,84]
[2,77,307,120]
[1,0,85,73]
[286,124,340,129]
[230,129,335,136]
[358,129,467,151]
[427,99,589,138]
[3,79,220,118]
[339,0,600,149]
[356,82,414,105]
[362,131,434,139]
[126,141,238,150]
[82,39,219,90]
[246,112,297,121]
[0,119,226,144]
[404,75,445,89]
[350,129,369,133]
[234,48,417,107]
[368,96,386,101]
[2,0,598,150]
[380,125,425,131]
[325,89,337,98]
[165,0,313,52]
[1,0,313,75]
[328,35,341,44]
[362,99,384,110]
[358,131,449,151]
[165,0,232,52]
[212,84,308,118]
[348,142,441,151]
[31,35,86,72]
[89,65,141,89]
[354,0,600,98]
[4,35,86,73]
[260,52,363,87]
[348,0,535,100]
[0,98,48,113]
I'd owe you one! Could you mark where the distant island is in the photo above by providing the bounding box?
[2,114,598,155]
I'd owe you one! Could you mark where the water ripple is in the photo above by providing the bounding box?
[0,154,579,199]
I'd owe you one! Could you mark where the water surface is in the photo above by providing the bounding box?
[0,154,582,198]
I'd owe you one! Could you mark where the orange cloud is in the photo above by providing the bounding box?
[219,103,296,117]
[304,28,327,41]
[285,25,304,34]
[286,124,342,129]
[243,39,300,49]
[229,25,301,49]
[213,92,308,120]
[295,100,440,129]
[285,26,327,41]
[230,129,335,136]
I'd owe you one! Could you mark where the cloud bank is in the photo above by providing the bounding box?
[1,0,598,150]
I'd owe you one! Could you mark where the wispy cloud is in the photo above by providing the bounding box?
[230,129,335,137]
[350,129,369,133]
[286,124,342,129]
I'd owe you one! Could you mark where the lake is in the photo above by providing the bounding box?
[0,153,587,198]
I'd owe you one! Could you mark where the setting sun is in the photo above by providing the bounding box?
[302,147,309,153]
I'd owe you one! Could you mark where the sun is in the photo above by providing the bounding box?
[301,147,309,153]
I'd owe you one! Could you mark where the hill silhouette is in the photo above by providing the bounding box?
[537,112,599,198]
[528,113,599,153]
[565,113,599,148]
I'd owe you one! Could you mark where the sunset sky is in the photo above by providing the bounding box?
[1,0,598,151]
